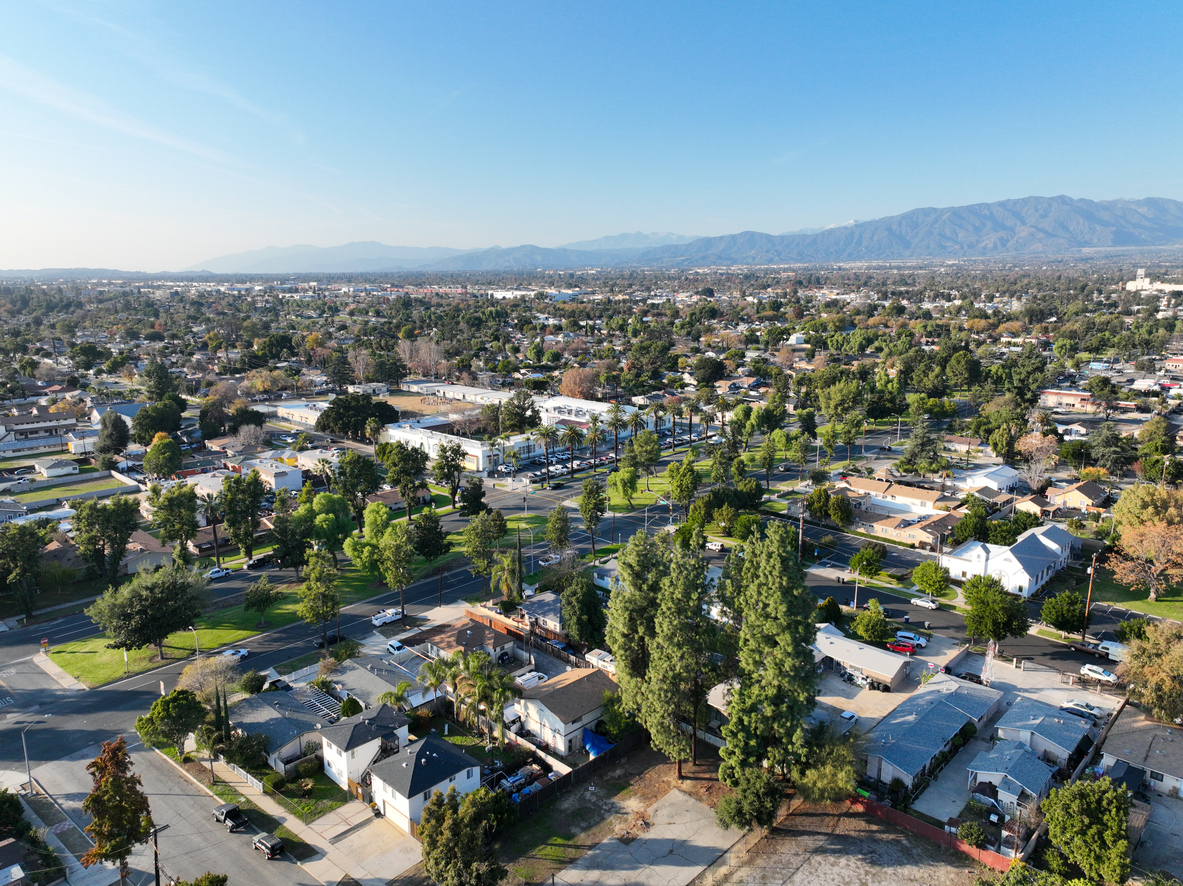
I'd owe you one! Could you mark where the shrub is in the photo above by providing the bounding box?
[303,740,321,759]
[332,638,361,662]
[238,671,266,695]
[734,514,762,541]
[310,675,335,693]
[1116,617,1151,644]
[338,696,363,718]
[814,596,842,626]
[298,778,315,798]
[297,758,320,779]
[957,820,987,848]
[263,772,287,792]
[821,534,837,549]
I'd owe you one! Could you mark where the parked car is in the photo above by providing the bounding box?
[313,632,343,648]
[886,640,916,655]
[957,671,985,684]
[1096,641,1129,663]
[895,631,927,648]
[1080,664,1119,684]
[386,640,405,654]
[252,833,284,859]
[1060,699,1103,721]
[705,541,724,551]
[840,710,858,723]
[538,554,561,567]
[1068,640,1106,657]
[371,607,404,626]
[219,649,249,661]
[245,554,274,570]
[514,671,547,689]
[213,803,249,832]
[205,567,233,580]
[914,597,940,610]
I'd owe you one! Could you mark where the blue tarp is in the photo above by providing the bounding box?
[583,728,614,759]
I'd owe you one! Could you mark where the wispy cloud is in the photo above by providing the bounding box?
[0,53,235,164]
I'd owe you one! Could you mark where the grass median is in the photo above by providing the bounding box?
[49,567,383,687]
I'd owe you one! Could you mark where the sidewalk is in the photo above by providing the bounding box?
[31,649,87,690]
[206,759,421,886]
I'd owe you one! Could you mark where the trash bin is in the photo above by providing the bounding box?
[904,614,910,625]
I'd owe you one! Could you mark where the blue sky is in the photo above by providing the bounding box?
[1,1,1181,270]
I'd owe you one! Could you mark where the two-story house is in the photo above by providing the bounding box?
[318,704,410,791]
[369,735,480,834]
[514,668,617,756]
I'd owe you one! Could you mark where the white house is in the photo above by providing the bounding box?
[318,705,410,791]
[30,458,78,479]
[369,735,481,833]
[994,698,1091,768]
[245,458,303,492]
[941,524,1077,598]
[514,668,617,756]
[952,465,1022,493]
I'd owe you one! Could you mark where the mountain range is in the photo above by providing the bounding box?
[12,196,1183,277]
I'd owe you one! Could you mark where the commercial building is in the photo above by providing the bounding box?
[812,623,912,691]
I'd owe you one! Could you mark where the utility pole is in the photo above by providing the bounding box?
[1082,552,1098,642]
[148,823,170,886]
[797,495,805,560]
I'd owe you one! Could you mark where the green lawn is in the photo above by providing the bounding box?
[0,451,69,469]
[0,574,108,620]
[14,477,129,503]
[50,567,383,686]
[1087,570,1183,621]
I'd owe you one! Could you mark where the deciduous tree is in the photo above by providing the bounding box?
[297,550,340,648]
[221,469,266,562]
[0,522,48,619]
[1119,621,1183,723]
[74,496,140,584]
[243,576,284,628]
[333,450,382,527]
[433,442,467,508]
[81,737,153,883]
[911,560,949,601]
[963,575,1029,649]
[544,505,570,552]
[147,483,199,562]
[1040,589,1085,634]
[1041,778,1130,884]
[86,564,210,660]
[1112,521,1183,602]
[135,689,206,752]
[314,393,399,439]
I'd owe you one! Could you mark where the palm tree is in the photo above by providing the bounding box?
[686,398,699,445]
[315,458,336,491]
[586,415,606,472]
[197,492,224,567]
[559,424,585,478]
[648,403,666,439]
[365,417,384,445]
[531,424,559,486]
[377,680,415,712]
[479,670,522,746]
[626,408,647,442]
[668,399,684,451]
[455,651,492,728]
[435,651,466,720]
[418,658,451,715]
[490,551,521,604]
[605,402,626,460]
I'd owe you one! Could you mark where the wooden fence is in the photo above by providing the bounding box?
[848,797,1011,873]
[511,729,645,815]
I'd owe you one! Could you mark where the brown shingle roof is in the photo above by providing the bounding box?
[521,668,617,725]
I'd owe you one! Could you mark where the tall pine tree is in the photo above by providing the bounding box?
[721,521,819,781]
[605,531,669,711]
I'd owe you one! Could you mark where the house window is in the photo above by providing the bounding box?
[1150,770,1165,782]
[449,775,456,783]
[467,769,473,779]
[571,715,582,725]
[423,791,430,801]
[350,749,356,759]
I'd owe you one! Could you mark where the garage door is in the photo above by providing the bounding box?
[383,800,412,835]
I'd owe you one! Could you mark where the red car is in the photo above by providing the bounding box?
[886,640,916,655]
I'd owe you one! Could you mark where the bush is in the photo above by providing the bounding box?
[332,638,361,662]
[1116,617,1151,644]
[957,820,987,848]
[95,453,116,471]
[297,758,320,779]
[734,514,762,541]
[339,696,363,718]
[814,596,843,625]
[303,740,321,759]
[310,675,335,693]
[0,789,23,835]
[263,772,287,792]
[238,671,266,695]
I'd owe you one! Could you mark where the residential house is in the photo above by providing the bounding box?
[952,466,1022,494]
[1046,481,1108,513]
[369,735,481,833]
[967,740,1056,815]
[995,698,1092,769]
[519,592,563,635]
[319,704,410,791]
[120,530,172,575]
[944,435,988,455]
[246,459,303,492]
[1014,495,1060,519]
[89,402,147,428]
[1055,422,1090,441]
[1100,706,1183,797]
[364,486,432,513]
[1039,390,1093,412]
[327,654,433,711]
[413,618,515,661]
[836,477,961,516]
[30,458,78,479]
[0,838,26,886]
[514,667,617,756]
[0,411,77,451]
[232,688,330,774]
[346,383,389,396]
[864,674,1003,788]
[0,500,28,523]
[942,524,1078,598]
[813,623,912,691]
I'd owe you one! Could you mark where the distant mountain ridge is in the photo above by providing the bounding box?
[14,197,1183,276]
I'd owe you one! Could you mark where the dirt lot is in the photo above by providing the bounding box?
[382,391,474,420]
[720,802,985,886]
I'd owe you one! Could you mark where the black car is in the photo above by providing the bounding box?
[253,833,284,859]
[213,803,249,832]
[313,631,342,648]
[956,672,985,685]
[246,554,275,570]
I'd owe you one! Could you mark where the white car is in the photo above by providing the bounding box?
[496,464,513,474]
[1059,699,1100,721]
[205,567,233,580]
[914,597,940,610]
[219,649,249,660]
[386,640,405,654]
[372,608,404,626]
[840,710,858,723]
[538,554,562,567]
[895,631,928,648]
[1080,664,1119,684]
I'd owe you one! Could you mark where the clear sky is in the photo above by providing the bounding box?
[2,1,1181,270]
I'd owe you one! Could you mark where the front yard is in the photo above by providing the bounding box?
[1087,569,1183,622]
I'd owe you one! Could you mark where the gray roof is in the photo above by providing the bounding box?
[331,655,422,706]
[318,704,409,752]
[865,674,1002,780]
[369,735,478,799]
[232,690,326,748]
[996,698,1090,756]
[520,592,562,626]
[969,740,1055,800]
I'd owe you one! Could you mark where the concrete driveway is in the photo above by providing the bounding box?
[910,737,994,824]
[1135,793,1183,880]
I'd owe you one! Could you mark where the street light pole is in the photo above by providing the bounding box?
[189,626,199,658]
[21,716,49,792]
[1082,552,1098,642]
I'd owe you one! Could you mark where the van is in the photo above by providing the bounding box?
[514,671,548,689]
[1097,641,1129,662]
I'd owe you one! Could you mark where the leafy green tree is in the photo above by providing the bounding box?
[412,507,451,569]
[911,560,949,601]
[131,396,184,445]
[721,521,818,783]
[343,501,392,574]
[297,549,340,648]
[805,486,831,519]
[578,479,608,554]
[419,786,506,886]
[1120,622,1183,723]
[545,505,570,552]
[499,389,540,434]
[74,496,141,584]
[457,477,488,517]
[606,531,669,710]
[433,442,467,508]
[561,572,607,649]
[632,429,661,491]
[849,543,884,582]
[135,688,206,752]
[314,393,399,438]
[666,451,701,516]
[86,564,209,660]
[814,596,842,625]
[715,767,783,830]
[333,450,383,527]
[715,503,737,536]
[339,696,363,718]
[380,440,430,521]
[463,510,503,597]
[828,494,852,527]
[95,410,130,456]
[221,469,266,562]
[638,544,711,777]
[147,483,199,562]
[270,510,310,578]
[1041,777,1130,884]
[143,436,182,479]
[243,576,284,627]
[140,359,176,400]
[792,722,858,803]
[957,820,987,848]
[852,598,891,642]
[295,492,354,565]
[611,466,639,508]
[0,522,49,619]
[169,874,228,886]
[1040,589,1085,634]
[81,736,153,882]
[377,521,415,623]
[963,575,1029,649]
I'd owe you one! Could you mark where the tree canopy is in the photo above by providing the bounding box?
[86,564,210,659]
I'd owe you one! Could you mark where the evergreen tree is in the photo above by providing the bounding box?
[95,410,130,456]
[544,505,570,552]
[577,479,607,554]
[721,521,818,785]
[606,531,670,711]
